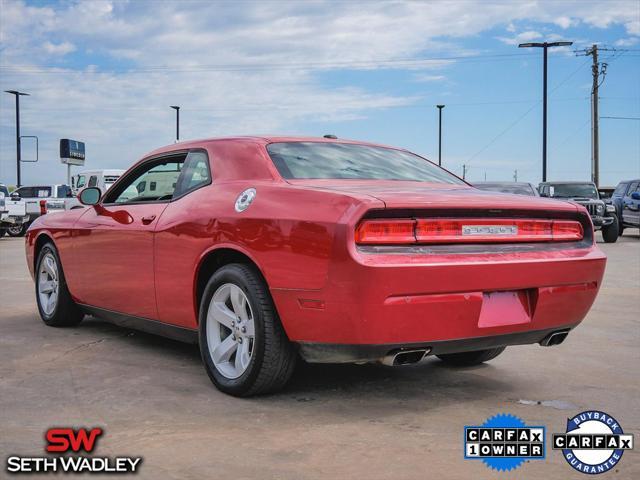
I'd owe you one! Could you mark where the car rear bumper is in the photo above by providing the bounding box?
[296,326,576,363]
[271,243,606,357]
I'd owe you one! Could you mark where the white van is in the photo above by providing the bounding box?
[72,169,125,195]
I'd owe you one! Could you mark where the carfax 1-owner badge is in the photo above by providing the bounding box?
[464,413,545,472]
[553,410,634,474]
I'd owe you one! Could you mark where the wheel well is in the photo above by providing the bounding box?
[195,248,266,318]
[34,233,54,269]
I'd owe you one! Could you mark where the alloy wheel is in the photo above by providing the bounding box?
[206,283,255,379]
[38,252,59,316]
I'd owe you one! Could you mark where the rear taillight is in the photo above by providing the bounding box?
[355,218,583,245]
[39,200,47,215]
[354,219,416,244]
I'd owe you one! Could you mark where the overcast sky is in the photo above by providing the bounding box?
[0,0,638,187]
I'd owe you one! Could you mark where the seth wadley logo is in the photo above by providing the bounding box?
[6,427,142,475]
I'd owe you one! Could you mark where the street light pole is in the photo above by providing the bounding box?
[4,90,30,187]
[518,41,573,182]
[170,105,180,142]
[436,104,445,166]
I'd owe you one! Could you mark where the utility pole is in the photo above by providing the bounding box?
[436,104,445,166]
[513,169,518,182]
[170,105,180,142]
[462,164,468,180]
[518,41,573,182]
[4,90,30,187]
[577,45,607,188]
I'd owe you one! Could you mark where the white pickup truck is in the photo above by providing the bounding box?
[0,184,30,238]
[5,184,77,236]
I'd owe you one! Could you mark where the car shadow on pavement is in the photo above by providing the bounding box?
[78,317,513,412]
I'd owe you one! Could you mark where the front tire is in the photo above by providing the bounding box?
[602,216,619,243]
[437,347,506,366]
[35,242,84,327]
[7,222,27,237]
[199,263,296,396]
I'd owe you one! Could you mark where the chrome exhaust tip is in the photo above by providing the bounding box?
[381,348,431,366]
[540,330,570,347]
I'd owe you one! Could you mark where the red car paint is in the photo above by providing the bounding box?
[26,137,606,356]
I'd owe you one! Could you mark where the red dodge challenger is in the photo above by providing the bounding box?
[26,136,606,396]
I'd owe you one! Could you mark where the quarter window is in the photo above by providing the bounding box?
[88,176,98,187]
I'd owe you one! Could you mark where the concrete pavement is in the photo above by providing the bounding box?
[1,233,638,479]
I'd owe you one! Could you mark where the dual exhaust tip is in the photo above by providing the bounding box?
[381,348,431,366]
[380,329,570,366]
[539,329,570,347]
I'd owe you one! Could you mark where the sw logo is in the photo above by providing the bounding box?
[464,413,545,472]
[553,410,634,474]
[5,427,142,475]
[46,427,103,453]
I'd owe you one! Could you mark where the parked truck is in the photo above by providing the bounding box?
[6,184,74,237]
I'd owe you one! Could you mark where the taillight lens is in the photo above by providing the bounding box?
[355,218,583,244]
[355,219,416,244]
[39,200,47,215]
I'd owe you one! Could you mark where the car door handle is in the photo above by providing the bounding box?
[141,215,156,224]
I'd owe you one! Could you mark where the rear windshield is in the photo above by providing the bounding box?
[267,142,464,184]
[475,183,536,196]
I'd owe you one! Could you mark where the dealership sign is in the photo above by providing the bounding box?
[59,139,86,166]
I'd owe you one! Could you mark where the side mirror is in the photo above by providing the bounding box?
[78,187,102,206]
[631,192,640,201]
[10,192,20,201]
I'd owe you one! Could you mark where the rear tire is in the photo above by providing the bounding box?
[437,347,506,366]
[199,263,296,396]
[602,217,619,243]
[35,242,84,327]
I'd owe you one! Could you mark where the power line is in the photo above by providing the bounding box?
[601,116,640,120]
[464,57,591,163]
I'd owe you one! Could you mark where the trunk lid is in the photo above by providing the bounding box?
[288,179,578,213]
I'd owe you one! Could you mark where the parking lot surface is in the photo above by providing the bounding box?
[1,233,639,479]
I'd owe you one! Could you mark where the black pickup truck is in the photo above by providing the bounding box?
[538,181,619,243]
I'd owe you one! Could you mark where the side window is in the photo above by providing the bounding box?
[56,186,71,198]
[104,154,186,204]
[36,187,52,198]
[88,176,98,187]
[16,187,34,197]
[631,182,640,194]
[172,151,211,198]
[614,183,627,196]
[77,176,86,188]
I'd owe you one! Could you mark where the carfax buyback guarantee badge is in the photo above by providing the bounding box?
[553,410,634,474]
[464,413,545,472]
